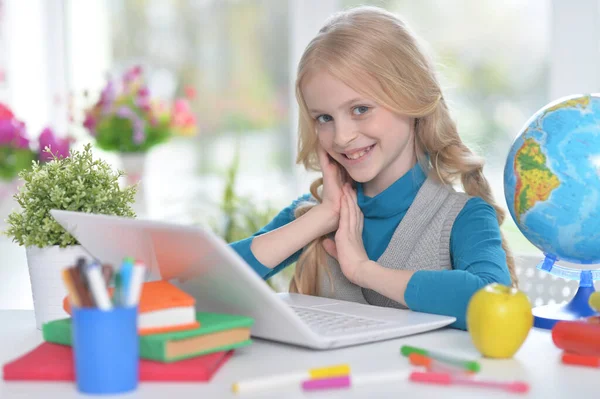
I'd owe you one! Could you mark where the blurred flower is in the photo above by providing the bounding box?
[171,99,198,137]
[38,127,72,162]
[0,103,72,181]
[81,65,199,153]
[0,103,14,120]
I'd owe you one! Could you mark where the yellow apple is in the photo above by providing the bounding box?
[466,283,533,359]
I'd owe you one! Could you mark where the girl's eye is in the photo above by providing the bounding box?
[316,114,333,123]
[353,106,370,115]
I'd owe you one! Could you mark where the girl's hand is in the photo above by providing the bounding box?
[316,144,345,233]
[322,183,369,285]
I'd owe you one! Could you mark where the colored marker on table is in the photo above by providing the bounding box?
[232,364,350,394]
[562,352,600,368]
[400,345,481,373]
[409,353,477,375]
[302,370,411,392]
[410,371,529,394]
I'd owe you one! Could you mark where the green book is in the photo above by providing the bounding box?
[42,312,254,363]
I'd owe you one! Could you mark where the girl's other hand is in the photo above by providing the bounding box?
[316,144,345,232]
[323,183,369,285]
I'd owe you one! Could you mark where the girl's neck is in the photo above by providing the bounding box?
[363,152,418,197]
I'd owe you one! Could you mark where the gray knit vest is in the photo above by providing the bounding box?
[317,176,469,308]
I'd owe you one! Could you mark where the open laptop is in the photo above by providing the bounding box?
[51,210,455,349]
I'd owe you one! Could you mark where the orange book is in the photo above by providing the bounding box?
[63,281,200,335]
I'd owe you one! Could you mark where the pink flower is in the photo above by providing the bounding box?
[38,127,71,161]
[0,103,14,120]
[83,113,97,134]
[171,99,197,136]
[0,119,29,148]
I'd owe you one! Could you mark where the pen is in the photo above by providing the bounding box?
[409,371,529,394]
[400,345,480,373]
[232,364,350,394]
[302,370,411,392]
[408,353,476,374]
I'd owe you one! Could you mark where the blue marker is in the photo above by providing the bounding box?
[119,257,134,306]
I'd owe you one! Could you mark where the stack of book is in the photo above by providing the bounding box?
[3,280,254,382]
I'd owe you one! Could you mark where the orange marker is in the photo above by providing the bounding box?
[61,269,81,307]
[562,352,600,368]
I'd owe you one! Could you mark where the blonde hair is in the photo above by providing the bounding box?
[289,6,517,295]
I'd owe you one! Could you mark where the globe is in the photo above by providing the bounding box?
[504,93,600,329]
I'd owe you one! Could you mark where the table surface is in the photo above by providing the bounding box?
[0,310,594,399]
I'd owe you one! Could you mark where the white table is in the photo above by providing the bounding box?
[0,310,594,398]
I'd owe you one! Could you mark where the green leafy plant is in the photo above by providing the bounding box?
[4,144,137,248]
[208,143,295,292]
[216,144,278,243]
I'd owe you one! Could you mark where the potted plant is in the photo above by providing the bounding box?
[81,65,198,215]
[0,102,72,227]
[3,144,136,329]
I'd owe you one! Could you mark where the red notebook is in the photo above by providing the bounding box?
[3,342,232,382]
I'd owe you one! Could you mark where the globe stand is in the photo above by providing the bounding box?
[532,255,598,330]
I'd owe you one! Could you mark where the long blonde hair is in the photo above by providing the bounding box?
[289,6,517,295]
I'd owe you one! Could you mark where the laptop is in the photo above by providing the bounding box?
[51,210,455,349]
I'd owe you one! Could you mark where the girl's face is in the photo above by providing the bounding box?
[301,70,416,196]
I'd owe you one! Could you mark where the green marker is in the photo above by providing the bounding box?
[400,345,481,373]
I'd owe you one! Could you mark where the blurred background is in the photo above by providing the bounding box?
[1,0,598,309]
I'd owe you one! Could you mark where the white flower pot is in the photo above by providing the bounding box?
[119,153,148,217]
[26,245,92,329]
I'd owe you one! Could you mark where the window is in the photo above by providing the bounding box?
[342,0,551,253]
[66,0,294,224]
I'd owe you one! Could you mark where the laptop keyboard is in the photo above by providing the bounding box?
[290,306,388,335]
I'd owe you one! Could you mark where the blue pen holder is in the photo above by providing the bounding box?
[72,306,139,395]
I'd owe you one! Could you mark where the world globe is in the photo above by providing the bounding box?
[504,94,600,329]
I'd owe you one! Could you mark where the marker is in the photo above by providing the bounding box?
[232,364,350,394]
[84,262,113,310]
[302,370,411,392]
[409,353,477,374]
[119,258,134,303]
[125,261,146,307]
[61,269,81,307]
[400,345,480,373]
[409,371,529,394]
[562,352,600,368]
[113,272,122,306]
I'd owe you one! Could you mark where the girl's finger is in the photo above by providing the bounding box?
[339,193,347,231]
[345,186,356,229]
[347,185,360,224]
[358,207,364,232]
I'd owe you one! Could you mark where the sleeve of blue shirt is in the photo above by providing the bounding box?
[404,197,512,330]
[228,194,313,280]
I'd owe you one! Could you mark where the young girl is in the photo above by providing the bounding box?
[230,6,516,330]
